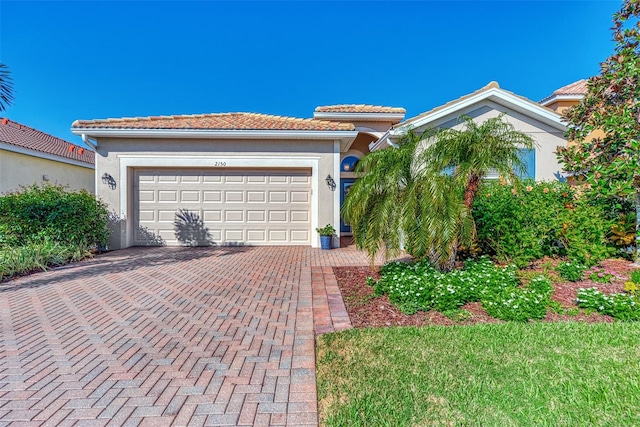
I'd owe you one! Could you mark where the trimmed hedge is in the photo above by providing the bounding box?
[473,180,617,267]
[0,184,109,248]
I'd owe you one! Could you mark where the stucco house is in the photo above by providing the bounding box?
[0,118,95,194]
[71,82,569,249]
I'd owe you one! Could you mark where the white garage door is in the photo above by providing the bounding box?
[133,168,312,246]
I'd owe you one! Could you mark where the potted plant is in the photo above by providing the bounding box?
[316,224,336,250]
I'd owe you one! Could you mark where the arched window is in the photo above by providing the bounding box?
[341,155,359,172]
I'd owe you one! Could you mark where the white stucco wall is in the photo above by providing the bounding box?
[94,137,340,249]
[404,101,567,181]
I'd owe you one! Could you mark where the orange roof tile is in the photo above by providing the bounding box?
[550,79,588,96]
[0,118,94,166]
[72,112,355,131]
[314,104,406,114]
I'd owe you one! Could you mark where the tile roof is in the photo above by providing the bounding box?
[314,104,406,114]
[0,118,94,166]
[550,79,588,96]
[72,112,356,131]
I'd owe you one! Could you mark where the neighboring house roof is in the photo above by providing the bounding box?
[72,112,355,131]
[0,118,95,167]
[314,104,406,114]
[371,82,566,151]
[540,79,588,106]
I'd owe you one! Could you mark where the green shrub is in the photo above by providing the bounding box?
[630,270,640,284]
[473,180,616,267]
[373,257,552,321]
[0,239,91,281]
[0,184,109,248]
[576,287,640,321]
[556,261,586,282]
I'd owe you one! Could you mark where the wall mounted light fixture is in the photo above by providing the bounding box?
[102,173,117,190]
[326,175,336,191]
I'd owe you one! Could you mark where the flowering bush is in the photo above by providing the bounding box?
[482,276,552,321]
[556,261,586,282]
[576,288,640,321]
[585,266,619,284]
[374,257,552,321]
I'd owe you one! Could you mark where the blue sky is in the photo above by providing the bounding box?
[0,1,620,147]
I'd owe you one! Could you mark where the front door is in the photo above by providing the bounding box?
[340,178,356,233]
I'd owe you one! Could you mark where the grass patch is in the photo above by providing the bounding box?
[317,322,640,426]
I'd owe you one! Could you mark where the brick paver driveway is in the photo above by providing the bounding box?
[0,246,327,426]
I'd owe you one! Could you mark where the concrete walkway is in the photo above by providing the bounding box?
[0,244,374,426]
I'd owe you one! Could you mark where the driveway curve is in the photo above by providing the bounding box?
[0,247,318,426]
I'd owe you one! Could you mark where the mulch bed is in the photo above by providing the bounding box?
[334,258,639,328]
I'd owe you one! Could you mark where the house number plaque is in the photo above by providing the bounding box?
[213,161,227,167]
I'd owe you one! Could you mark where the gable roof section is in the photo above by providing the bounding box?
[314,104,406,114]
[394,82,565,132]
[73,112,355,131]
[540,79,588,106]
[0,118,94,168]
[370,82,566,151]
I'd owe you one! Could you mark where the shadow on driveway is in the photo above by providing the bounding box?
[0,245,254,293]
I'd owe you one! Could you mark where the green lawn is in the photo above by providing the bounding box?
[316,322,640,427]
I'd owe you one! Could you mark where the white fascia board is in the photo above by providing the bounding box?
[0,142,95,169]
[393,88,567,135]
[369,130,391,151]
[313,112,405,122]
[71,128,359,141]
[540,94,584,107]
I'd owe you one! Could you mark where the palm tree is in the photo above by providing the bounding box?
[0,63,14,112]
[341,130,419,262]
[421,115,535,209]
[342,115,535,271]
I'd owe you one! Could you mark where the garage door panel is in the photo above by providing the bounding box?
[247,175,267,183]
[225,175,244,183]
[269,191,287,203]
[180,175,200,183]
[134,168,311,246]
[203,210,222,222]
[158,191,177,202]
[225,191,244,202]
[291,211,309,222]
[269,211,287,222]
[225,211,244,222]
[180,191,200,202]
[247,230,267,242]
[247,211,266,222]
[291,191,309,203]
[158,210,176,222]
[268,230,288,242]
[158,175,178,182]
[203,191,222,202]
[247,191,266,202]
[291,230,310,242]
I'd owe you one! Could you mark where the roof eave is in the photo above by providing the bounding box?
[540,94,585,107]
[0,142,95,169]
[313,112,406,123]
[71,128,358,140]
[393,87,567,135]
